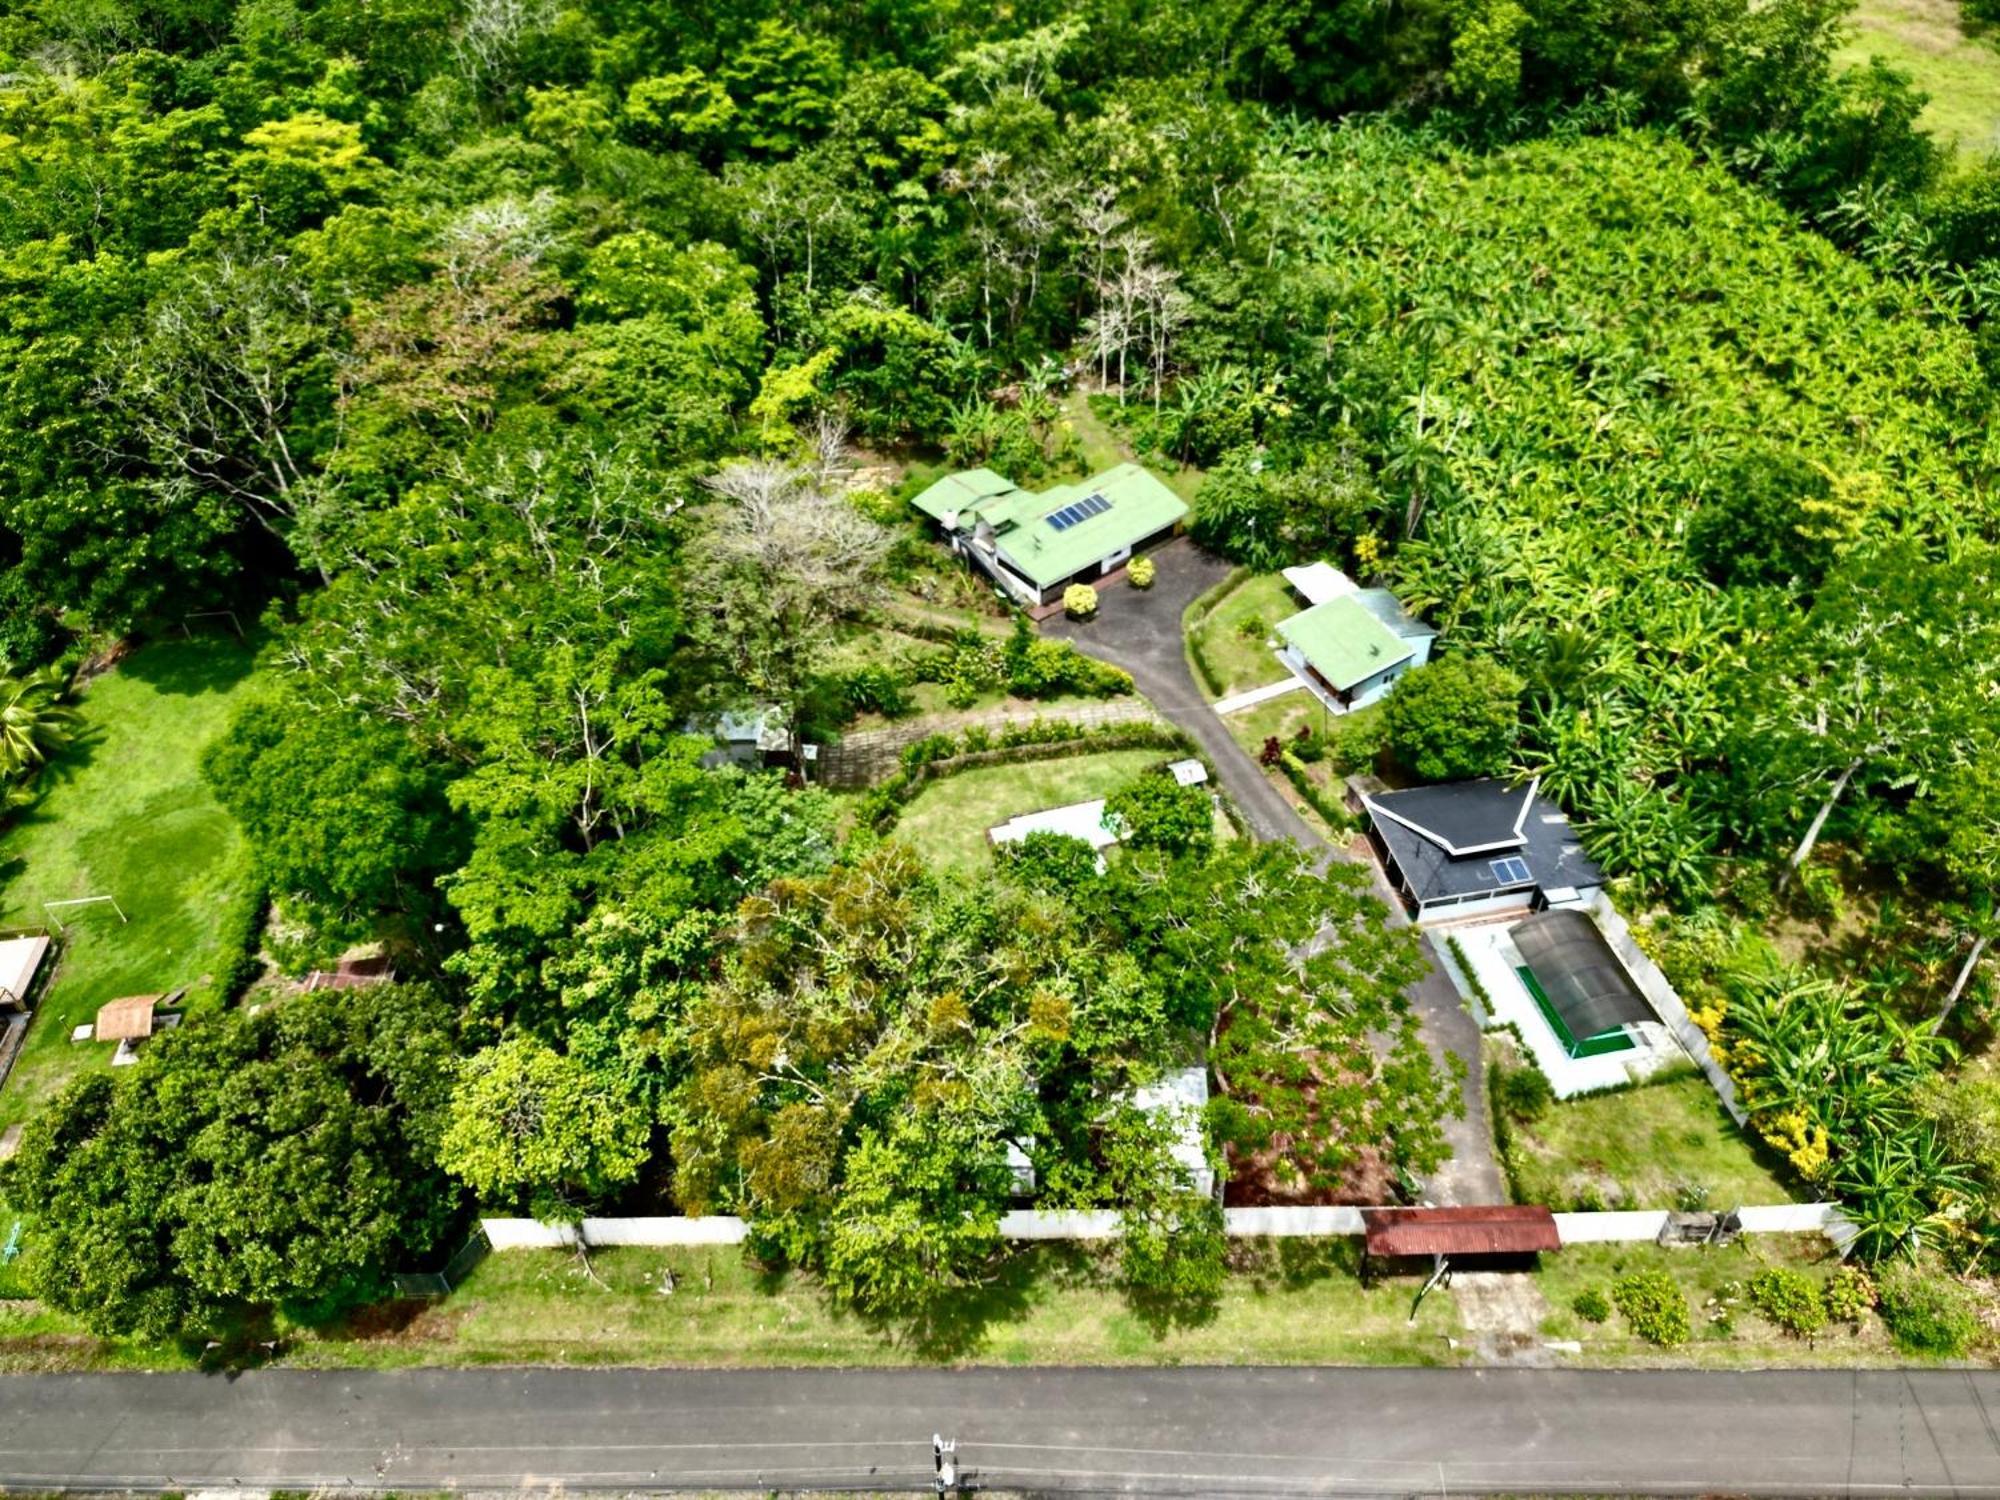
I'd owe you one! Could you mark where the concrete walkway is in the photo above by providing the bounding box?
[1211,674,1307,715]
[1042,540,1503,1205]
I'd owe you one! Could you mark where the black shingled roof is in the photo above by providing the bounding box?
[1365,779,1604,906]
[1368,779,1532,853]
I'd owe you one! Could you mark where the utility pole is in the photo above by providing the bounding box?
[933,1434,960,1496]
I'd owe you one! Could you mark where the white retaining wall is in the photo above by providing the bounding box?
[1574,888,1746,1124]
[1552,1210,1672,1244]
[1737,1202,1845,1234]
[483,1202,1839,1251]
[1001,1210,1120,1241]
[1225,1206,1367,1237]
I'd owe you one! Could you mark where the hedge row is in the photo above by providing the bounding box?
[196,880,270,1011]
[1181,566,1252,699]
[1275,750,1355,833]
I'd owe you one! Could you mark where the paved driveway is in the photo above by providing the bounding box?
[1044,539,1503,1204]
[4,1365,1998,1494]
[1043,540,1319,847]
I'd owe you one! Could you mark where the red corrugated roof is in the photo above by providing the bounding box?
[1361,1205,1560,1257]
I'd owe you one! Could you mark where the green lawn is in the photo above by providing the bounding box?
[275,1239,1459,1370]
[1063,392,1206,503]
[1,1234,1921,1373]
[1501,1070,1800,1212]
[890,750,1172,872]
[1841,0,2000,153]
[1187,573,1298,700]
[0,636,264,1129]
[1537,1238,1902,1367]
[1225,690,1330,760]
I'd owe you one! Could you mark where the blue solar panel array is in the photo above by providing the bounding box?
[1490,856,1532,885]
[1045,493,1113,532]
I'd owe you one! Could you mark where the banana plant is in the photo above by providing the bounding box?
[0,667,79,780]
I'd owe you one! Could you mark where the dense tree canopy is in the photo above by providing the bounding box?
[1,0,1997,1333]
[1,986,459,1340]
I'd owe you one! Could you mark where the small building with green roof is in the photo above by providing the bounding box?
[911,462,1188,611]
[1277,595,1423,711]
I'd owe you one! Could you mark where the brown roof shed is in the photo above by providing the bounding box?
[94,995,159,1043]
[1361,1205,1561,1258]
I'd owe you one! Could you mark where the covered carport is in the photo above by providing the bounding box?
[1360,1205,1561,1291]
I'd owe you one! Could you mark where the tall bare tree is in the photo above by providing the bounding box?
[690,459,893,724]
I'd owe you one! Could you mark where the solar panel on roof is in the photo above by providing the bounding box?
[1490,856,1532,885]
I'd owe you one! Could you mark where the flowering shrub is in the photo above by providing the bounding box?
[1128,555,1156,588]
[1613,1268,1691,1346]
[1825,1265,1876,1326]
[1064,583,1099,618]
[1749,1266,1826,1337]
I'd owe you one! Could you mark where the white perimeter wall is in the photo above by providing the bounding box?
[484,1203,1842,1251]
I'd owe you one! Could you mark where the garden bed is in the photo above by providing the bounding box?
[1496,1061,1799,1212]
[1536,1238,1903,1368]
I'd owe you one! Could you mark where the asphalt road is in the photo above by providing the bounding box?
[3,1365,1999,1495]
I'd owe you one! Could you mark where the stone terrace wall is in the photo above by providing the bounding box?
[817,699,1164,787]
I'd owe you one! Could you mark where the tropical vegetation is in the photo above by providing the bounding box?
[0,0,1993,1347]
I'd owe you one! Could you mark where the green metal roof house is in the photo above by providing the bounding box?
[1276,593,1432,710]
[911,463,1188,610]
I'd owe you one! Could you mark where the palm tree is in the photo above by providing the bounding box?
[0,667,80,778]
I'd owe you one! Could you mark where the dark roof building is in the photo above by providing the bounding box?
[1362,777,1603,919]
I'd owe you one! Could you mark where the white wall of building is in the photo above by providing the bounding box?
[1415,890,1536,926]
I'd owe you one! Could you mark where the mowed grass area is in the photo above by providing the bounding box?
[3,1235,1913,1373]
[1186,573,1297,700]
[278,1240,1461,1370]
[1841,0,2000,153]
[890,749,1173,872]
[1538,1238,1902,1367]
[0,636,264,1129]
[1063,391,1206,505]
[1501,1071,1799,1211]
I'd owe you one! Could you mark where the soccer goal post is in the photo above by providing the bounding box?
[42,895,128,933]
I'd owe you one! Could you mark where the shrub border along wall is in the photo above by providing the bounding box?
[1182,566,1253,699]
[1275,750,1355,834]
[1443,934,1493,1015]
[860,719,1197,835]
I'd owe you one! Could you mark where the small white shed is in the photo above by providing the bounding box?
[1280,562,1359,606]
[1130,1066,1214,1197]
